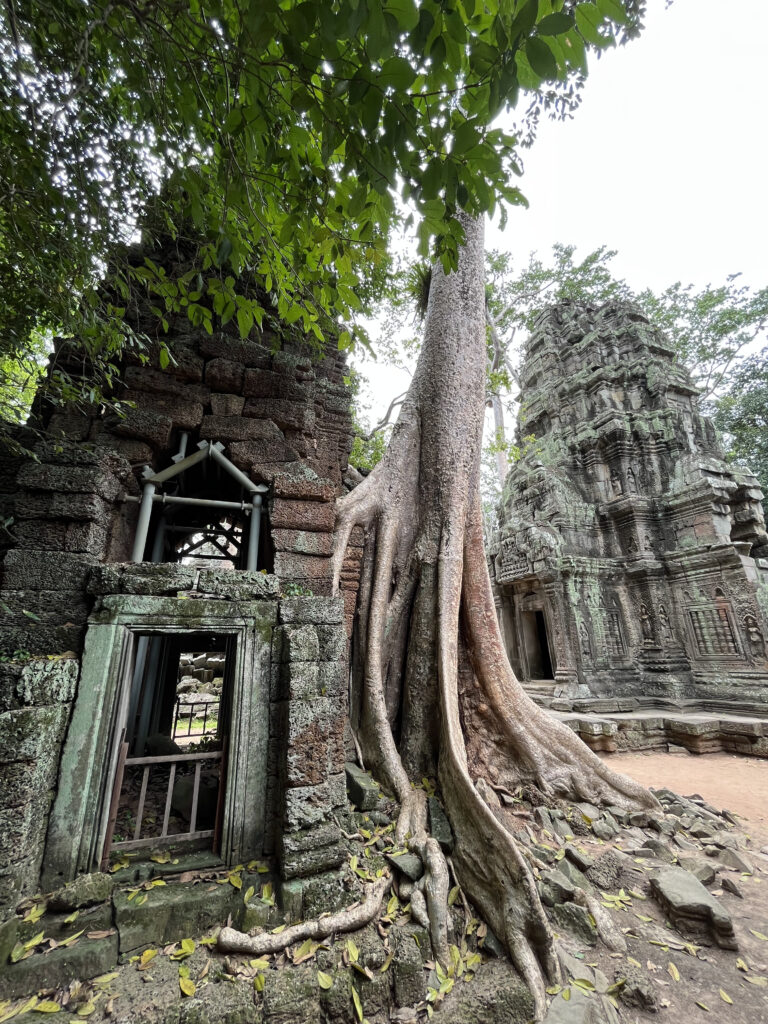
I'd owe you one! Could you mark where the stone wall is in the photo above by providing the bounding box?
[0,252,360,917]
[0,658,79,914]
[492,300,768,710]
[0,562,348,916]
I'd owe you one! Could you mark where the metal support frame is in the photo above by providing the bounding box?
[247,492,263,572]
[131,481,156,561]
[127,441,267,565]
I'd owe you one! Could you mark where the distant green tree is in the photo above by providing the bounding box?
[714,350,768,494]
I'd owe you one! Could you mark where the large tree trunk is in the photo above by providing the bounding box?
[331,215,656,1017]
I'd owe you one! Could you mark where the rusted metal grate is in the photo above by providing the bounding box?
[171,697,220,740]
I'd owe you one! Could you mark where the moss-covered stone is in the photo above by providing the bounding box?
[113,882,240,954]
[0,933,118,1000]
[48,871,115,912]
[262,964,322,1023]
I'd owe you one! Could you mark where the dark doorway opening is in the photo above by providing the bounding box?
[101,632,235,866]
[520,610,554,680]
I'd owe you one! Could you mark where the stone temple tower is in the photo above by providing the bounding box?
[492,300,768,711]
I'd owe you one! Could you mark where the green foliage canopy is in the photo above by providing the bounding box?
[1,0,643,438]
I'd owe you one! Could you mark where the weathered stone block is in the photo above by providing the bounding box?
[280,840,346,880]
[345,764,380,812]
[200,414,284,444]
[262,964,323,1024]
[552,901,598,945]
[1,550,98,592]
[14,657,79,707]
[15,492,110,523]
[244,368,311,404]
[0,793,53,863]
[88,562,197,595]
[650,866,737,948]
[228,436,300,467]
[270,498,335,533]
[200,333,271,368]
[271,529,334,556]
[16,464,122,502]
[393,933,426,1007]
[317,624,346,662]
[243,398,315,434]
[284,782,333,830]
[209,392,245,416]
[204,356,244,393]
[113,881,240,953]
[284,625,320,662]
[278,596,344,625]
[113,408,173,448]
[197,569,280,600]
[48,872,115,911]
[123,365,210,404]
[0,933,118,1000]
[286,662,321,701]
[318,661,346,697]
[272,476,336,502]
[133,392,204,430]
[0,705,69,763]
[273,551,333,584]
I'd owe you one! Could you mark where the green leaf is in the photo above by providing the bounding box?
[223,108,243,134]
[378,56,417,91]
[525,37,558,80]
[537,12,576,35]
[386,0,420,32]
[317,970,333,989]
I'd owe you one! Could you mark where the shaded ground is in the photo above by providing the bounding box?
[3,757,768,1024]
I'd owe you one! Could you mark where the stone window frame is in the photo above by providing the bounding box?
[685,601,744,661]
[42,595,274,889]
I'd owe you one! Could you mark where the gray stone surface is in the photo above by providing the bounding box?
[650,866,737,948]
[552,902,598,945]
[345,762,380,811]
[48,871,115,911]
[427,797,454,853]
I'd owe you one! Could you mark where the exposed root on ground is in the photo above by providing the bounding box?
[217,874,391,957]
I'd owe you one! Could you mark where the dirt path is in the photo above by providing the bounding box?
[604,750,768,843]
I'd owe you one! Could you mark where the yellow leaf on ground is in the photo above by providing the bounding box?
[668,962,680,982]
[317,970,333,989]
[32,1001,61,1013]
[76,1002,96,1017]
[138,948,158,970]
[351,986,364,1022]
[749,929,768,941]
[719,989,733,1004]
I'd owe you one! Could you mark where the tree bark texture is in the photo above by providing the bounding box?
[331,215,657,1017]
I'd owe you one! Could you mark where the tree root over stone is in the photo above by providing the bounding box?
[217,874,391,957]
[328,215,658,1020]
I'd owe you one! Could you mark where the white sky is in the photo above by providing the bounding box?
[357,0,768,422]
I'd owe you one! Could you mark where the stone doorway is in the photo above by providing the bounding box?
[100,632,236,865]
[43,596,274,890]
[520,609,554,680]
